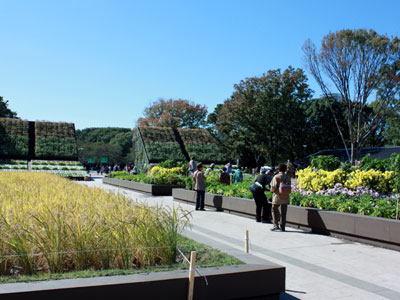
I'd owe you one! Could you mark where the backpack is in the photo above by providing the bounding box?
[279,180,291,195]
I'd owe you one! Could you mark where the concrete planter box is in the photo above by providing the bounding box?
[103,177,184,196]
[173,189,400,250]
[1,264,285,300]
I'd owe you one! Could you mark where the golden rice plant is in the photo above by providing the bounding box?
[0,172,190,275]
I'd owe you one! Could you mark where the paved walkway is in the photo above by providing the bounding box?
[82,177,400,300]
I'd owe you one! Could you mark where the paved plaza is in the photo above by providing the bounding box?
[82,177,400,300]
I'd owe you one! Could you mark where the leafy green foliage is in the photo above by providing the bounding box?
[209,66,312,168]
[76,128,133,165]
[145,142,186,162]
[137,98,208,128]
[35,137,77,159]
[109,171,186,185]
[0,118,29,157]
[311,155,340,171]
[290,192,398,219]
[178,128,227,163]
[360,153,400,172]
[0,97,17,118]
[158,159,186,168]
[185,144,226,163]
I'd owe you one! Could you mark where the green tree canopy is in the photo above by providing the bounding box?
[137,98,208,128]
[209,67,312,167]
[0,96,17,118]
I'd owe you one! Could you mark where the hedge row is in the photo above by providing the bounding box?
[35,137,78,159]
[0,118,78,159]
[139,127,177,143]
[145,141,186,162]
[35,121,75,138]
[137,127,227,164]
[0,118,29,157]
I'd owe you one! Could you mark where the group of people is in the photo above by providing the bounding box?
[250,164,291,231]
[191,157,291,232]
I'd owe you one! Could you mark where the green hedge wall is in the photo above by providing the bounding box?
[145,141,186,162]
[34,122,77,159]
[185,144,226,163]
[140,127,177,143]
[0,118,29,157]
[35,137,78,159]
[178,128,227,163]
[133,130,149,172]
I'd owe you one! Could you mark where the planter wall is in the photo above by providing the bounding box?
[173,189,400,251]
[103,177,185,196]
[1,264,285,300]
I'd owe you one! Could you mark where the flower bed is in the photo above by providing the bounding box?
[109,166,187,186]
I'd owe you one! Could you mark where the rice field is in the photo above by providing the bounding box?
[0,172,190,275]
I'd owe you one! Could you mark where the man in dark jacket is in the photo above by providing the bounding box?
[251,169,272,223]
[219,167,230,185]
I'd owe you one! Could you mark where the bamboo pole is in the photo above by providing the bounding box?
[244,230,249,253]
[187,251,197,300]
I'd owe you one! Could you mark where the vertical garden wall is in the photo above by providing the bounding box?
[133,127,227,171]
[133,128,150,172]
[35,122,78,159]
[0,118,29,157]
[0,118,78,160]
[177,128,226,163]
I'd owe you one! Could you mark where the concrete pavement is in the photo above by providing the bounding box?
[82,177,400,300]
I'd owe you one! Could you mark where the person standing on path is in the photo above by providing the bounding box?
[270,163,291,231]
[250,169,272,223]
[193,163,206,211]
[188,157,196,177]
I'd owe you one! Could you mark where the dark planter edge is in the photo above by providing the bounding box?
[172,188,400,251]
[103,177,185,196]
[0,264,285,300]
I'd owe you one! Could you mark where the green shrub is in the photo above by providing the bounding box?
[158,159,186,169]
[311,155,340,171]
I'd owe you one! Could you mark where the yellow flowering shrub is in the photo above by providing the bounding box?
[345,169,395,194]
[150,165,186,176]
[297,167,346,192]
[297,167,396,194]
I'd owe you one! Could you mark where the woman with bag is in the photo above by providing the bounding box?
[250,169,272,223]
[270,163,291,231]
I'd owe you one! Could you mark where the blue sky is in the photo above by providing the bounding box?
[1,0,399,129]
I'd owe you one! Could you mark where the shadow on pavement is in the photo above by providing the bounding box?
[280,290,306,299]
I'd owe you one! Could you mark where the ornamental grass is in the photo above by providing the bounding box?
[0,172,190,275]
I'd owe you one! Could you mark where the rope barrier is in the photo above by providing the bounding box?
[0,244,206,260]
[177,247,209,286]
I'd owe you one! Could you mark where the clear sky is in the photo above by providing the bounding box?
[1,0,399,130]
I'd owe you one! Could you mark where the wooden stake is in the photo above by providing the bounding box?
[396,197,399,221]
[187,251,197,300]
[244,230,249,253]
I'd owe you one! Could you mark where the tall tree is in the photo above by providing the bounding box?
[302,97,348,154]
[137,98,208,128]
[210,67,312,167]
[303,29,400,164]
[0,96,17,118]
